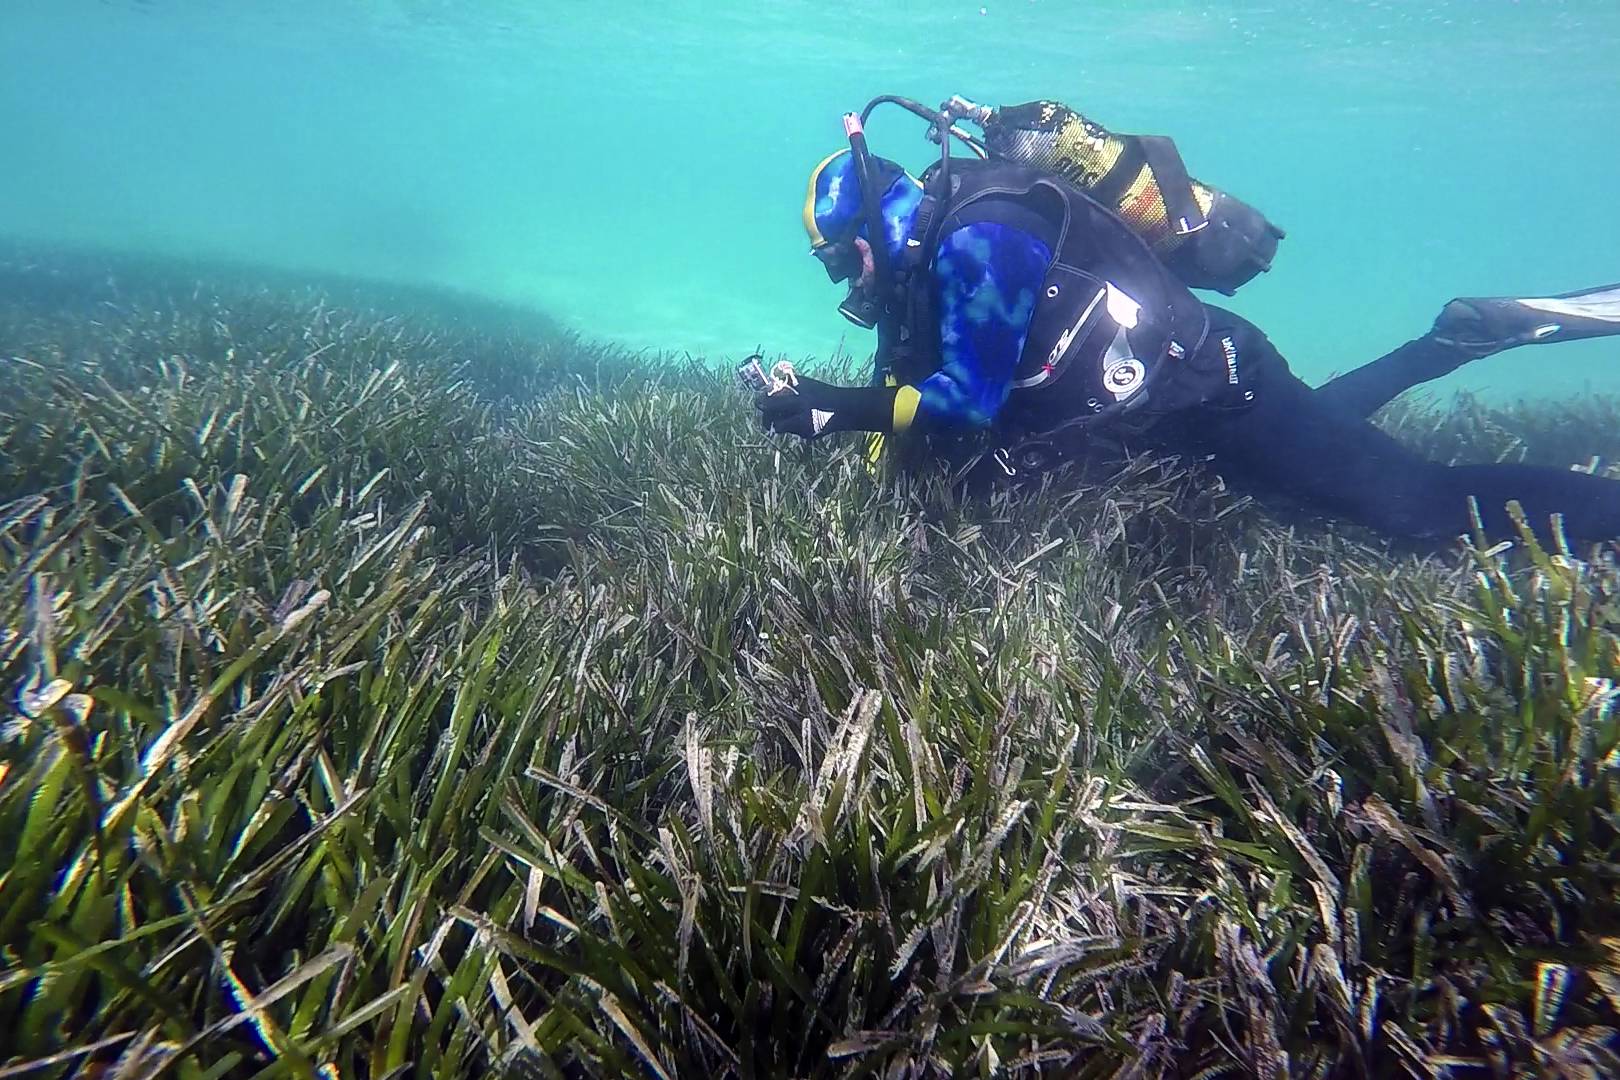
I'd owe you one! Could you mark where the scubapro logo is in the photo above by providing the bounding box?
[1103,357,1145,400]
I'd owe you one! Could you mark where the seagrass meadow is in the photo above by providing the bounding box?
[5,244,1620,1079]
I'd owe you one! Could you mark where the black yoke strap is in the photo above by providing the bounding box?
[883,182,948,376]
[1087,136,1146,210]
[899,194,939,275]
[1136,135,1207,236]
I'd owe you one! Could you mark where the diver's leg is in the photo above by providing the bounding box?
[1310,334,1470,419]
[1167,315,1620,543]
[1313,281,1620,419]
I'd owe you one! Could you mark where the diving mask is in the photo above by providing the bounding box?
[814,235,879,328]
[813,240,859,284]
[813,233,875,285]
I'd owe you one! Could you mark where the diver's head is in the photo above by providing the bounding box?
[802,149,922,328]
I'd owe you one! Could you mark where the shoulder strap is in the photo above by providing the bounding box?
[1135,135,1208,236]
[880,167,959,381]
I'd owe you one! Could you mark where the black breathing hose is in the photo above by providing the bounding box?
[858,94,988,158]
[843,94,991,332]
[844,123,893,308]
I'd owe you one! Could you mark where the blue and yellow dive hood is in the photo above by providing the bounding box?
[800,101,989,328]
[802,142,920,328]
[802,150,922,261]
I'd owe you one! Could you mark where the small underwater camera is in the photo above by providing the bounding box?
[736,351,799,396]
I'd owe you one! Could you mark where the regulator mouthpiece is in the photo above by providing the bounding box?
[837,285,880,329]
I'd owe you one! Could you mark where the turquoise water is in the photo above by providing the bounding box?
[4,1,1617,397]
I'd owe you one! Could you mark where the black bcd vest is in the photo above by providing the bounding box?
[881,158,1226,442]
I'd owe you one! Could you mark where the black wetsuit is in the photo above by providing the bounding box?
[879,157,1620,544]
[1147,308,1620,543]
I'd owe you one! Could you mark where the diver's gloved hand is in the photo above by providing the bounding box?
[754,377,898,439]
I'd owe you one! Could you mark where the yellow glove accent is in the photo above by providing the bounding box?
[864,375,903,476]
[865,432,886,471]
[892,385,922,433]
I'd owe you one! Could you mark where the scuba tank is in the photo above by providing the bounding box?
[969,99,1285,296]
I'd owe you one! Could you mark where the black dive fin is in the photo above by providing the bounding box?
[1433,281,1620,351]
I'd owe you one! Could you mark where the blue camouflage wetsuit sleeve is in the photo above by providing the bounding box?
[914,221,1052,429]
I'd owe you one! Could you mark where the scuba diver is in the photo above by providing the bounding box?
[754,95,1620,543]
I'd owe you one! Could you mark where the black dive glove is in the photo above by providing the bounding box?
[754,377,898,439]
